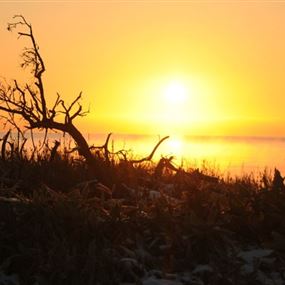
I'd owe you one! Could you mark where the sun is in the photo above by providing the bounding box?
[164,80,188,104]
[155,79,190,129]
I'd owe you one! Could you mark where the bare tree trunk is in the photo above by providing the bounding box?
[31,120,94,164]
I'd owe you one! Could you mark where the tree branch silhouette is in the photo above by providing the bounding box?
[129,136,169,163]
[0,15,170,181]
[0,15,94,165]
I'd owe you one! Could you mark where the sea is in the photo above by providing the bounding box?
[3,131,285,178]
[95,134,285,177]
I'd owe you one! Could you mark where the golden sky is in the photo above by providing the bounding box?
[1,0,285,137]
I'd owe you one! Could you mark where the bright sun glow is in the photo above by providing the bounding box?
[167,137,184,155]
[155,77,218,134]
[158,136,185,157]
[164,81,188,104]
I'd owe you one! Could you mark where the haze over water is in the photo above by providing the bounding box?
[87,134,285,177]
[4,131,285,177]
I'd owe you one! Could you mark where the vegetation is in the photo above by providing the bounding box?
[1,15,285,285]
[0,139,284,285]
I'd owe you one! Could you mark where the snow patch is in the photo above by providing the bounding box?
[238,249,273,264]
[0,271,19,285]
[192,264,213,274]
[142,277,182,285]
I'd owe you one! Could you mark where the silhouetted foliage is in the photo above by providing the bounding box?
[0,143,284,284]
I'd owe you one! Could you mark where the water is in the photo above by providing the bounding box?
[4,131,285,177]
[87,134,285,177]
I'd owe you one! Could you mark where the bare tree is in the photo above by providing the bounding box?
[0,15,94,164]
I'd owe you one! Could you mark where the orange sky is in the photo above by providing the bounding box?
[1,0,285,137]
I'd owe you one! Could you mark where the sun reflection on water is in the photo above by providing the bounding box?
[20,132,285,178]
[103,134,285,177]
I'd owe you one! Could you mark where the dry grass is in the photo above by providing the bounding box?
[0,142,285,285]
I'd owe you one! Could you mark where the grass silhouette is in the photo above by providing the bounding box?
[0,138,284,285]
